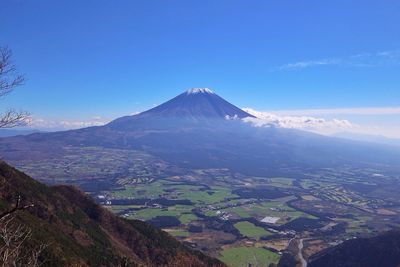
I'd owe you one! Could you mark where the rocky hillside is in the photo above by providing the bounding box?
[0,161,226,267]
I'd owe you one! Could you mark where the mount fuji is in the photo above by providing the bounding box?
[0,88,399,179]
[133,88,253,120]
[108,88,254,131]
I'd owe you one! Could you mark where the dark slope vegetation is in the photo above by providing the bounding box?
[0,161,225,267]
[309,230,400,267]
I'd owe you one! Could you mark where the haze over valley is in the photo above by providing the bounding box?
[1,89,400,266]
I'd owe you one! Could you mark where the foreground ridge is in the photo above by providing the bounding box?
[0,161,226,267]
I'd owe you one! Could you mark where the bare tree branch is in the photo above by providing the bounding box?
[0,109,30,129]
[0,216,45,267]
[0,195,34,220]
[0,46,30,129]
[0,47,25,98]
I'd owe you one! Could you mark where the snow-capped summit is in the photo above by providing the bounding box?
[108,88,255,129]
[186,88,215,95]
[135,87,254,120]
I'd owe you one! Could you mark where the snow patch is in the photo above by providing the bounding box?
[186,88,214,95]
[225,114,239,120]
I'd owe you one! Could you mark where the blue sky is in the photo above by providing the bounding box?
[1,1,400,137]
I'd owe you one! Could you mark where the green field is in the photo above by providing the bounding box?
[112,182,238,205]
[173,185,237,204]
[126,204,196,222]
[225,200,315,225]
[233,221,271,239]
[219,247,280,267]
[112,180,169,198]
[129,208,180,220]
[179,213,198,224]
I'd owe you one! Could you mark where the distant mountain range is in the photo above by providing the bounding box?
[0,88,399,179]
[0,161,225,267]
[332,132,400,147]
[0,128,43,137]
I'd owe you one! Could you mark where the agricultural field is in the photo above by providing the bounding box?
[234,221,272,239]
[14,149,400,266]
[97,164,400,266]
[222,200,315,225]
[219,247,280,267]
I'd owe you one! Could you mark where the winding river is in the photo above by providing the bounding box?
[297,239,307,267]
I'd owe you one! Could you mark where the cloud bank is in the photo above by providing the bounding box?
[270,107,400,116]
[28,116,110,130]
[242,108,354,134]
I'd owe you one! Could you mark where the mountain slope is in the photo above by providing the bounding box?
[308,231,400,267]
[0,161,226,267]
[112,88,252,121]
[0,128,43,137]
[332,132,400,147]
[0,89,399,180]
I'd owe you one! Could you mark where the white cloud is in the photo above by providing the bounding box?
[242,108,354,135]
[242,107,400,139]
[279,58,341,70]
[270,107,400,116]
[276,49,400,70]
[27,116,110,130]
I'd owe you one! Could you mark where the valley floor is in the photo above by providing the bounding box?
[11,147,400,266]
